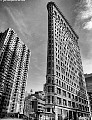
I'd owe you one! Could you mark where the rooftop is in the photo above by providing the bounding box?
[47,1,79,40]
[85,73,92,78]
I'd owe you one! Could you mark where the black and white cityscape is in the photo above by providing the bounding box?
[0,0,92,120]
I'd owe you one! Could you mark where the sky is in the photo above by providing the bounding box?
[0,0,92,92]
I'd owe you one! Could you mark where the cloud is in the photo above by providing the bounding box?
[82,58,92,73]
[4,6,31,37]
[83,19,92,29]
[74,0,92,73]
[0,19,7,32]
[74,0,92,58]
[76,0,92,30]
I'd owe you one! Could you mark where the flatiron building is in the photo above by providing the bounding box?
[44,2,90,120]
[0,28,30,117]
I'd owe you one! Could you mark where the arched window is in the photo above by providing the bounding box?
[58,15,60,20]
[61,19,63,24]
[63,23,66,28]
[54,10,57,16]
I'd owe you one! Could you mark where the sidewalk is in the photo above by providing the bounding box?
[1,118,23,120]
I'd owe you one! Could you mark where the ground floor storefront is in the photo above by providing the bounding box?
[45,107,90,120]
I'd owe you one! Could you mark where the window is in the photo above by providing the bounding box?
[62,90,66,97]
[47,69,51,74]
[56,65,58,69]
[58,55,59,58]
[54,11,57,16]
[62,82,64,87]
[72,102,75,108]
[59,73,60,77]
[72,94,74,99]
[57,88,61,94]
[48,77,51,83]
[71,87,73,92]
[64,83,66,89]
[61,19,63,24]
[64,23,66,28]
[79,97,81,102]
[75,96,78,101]
[87,107,89,112]
[55,42,57,46]
[48,86,50,92]
[70,75,72,79]
[59,80,61,86]
[58,15,60,20]
[56,79,58,84]
[52,96,54,103]
[52,86,54,92]
[76,103,78,108]
[56,71,58,76]
[66,85,68,90]
[48,50,51,54]
[58,60,60,64]
[67,92,71,98]
[74,83,76,87]
[82,105,84,111]
[63,99,67,106]
[72,82,73,85]
[47,108,50,112]
[62,75,63,79]
[48,96,50,103]
[56,47,57,51]
[57,97,61,104]
[68,101,71,107]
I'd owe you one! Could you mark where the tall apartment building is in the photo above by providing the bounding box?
[0,28,30,117]
[85,73,92,117]
[44,2,90,120]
